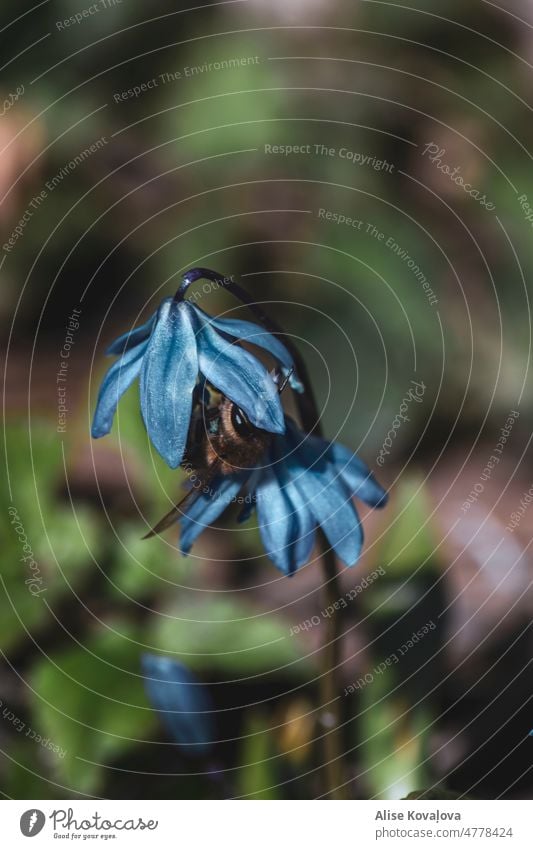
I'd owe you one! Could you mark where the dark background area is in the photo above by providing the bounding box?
[1,0,532,799]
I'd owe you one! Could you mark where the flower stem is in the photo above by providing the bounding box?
[319,538,348,799]
[179,268,348,798]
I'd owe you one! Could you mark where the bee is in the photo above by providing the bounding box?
[143,372,291,539]
[184,392,272,477]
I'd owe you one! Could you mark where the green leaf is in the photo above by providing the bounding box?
[109,522,188,600]
[31,623,154,795]
[1,503,101,653]
[404,788,464,800]
[235,713,279,800]
[359,672,431,800]
[150,597,311,677]
[379,477,438,575]
[1,423,62,518]
[1,737,71,800]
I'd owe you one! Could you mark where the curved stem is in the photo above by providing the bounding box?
[178,268,320,434]
[179,267,348,798]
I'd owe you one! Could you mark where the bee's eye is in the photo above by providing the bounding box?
[230,405,252,436]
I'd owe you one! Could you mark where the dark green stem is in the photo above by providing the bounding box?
[179,268,347,798]
[320,540,347,799]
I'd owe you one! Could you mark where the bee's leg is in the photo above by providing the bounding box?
[142,488,203,539]
[237,471,259,523]
[277,367,294,394]
[143,461,222,539]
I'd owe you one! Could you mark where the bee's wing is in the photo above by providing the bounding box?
[142,499,190,539]
[142,462,221,539]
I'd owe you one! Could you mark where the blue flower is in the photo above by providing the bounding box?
[141,653,214,756]
[92,296,302,468]
[175,418,388,575]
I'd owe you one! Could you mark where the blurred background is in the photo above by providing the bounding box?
[1,0,532,800]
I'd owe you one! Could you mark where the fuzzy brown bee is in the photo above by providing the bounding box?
[144,368,293,539]
[143,388,274,539]
[186,395,272,476]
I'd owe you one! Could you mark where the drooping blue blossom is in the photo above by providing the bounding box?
[141,653,214,756]
[174,418,388,575]
[92,295,302,468]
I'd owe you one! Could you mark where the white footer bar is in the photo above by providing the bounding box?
[1,799,530,848]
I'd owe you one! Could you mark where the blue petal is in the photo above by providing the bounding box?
[91,340,149,438]
[256,467,299,575]
[141,654,213,756]
[195,307,304,393]
[273,445,318,570]
[289,484,316,569]
[288,447,364,567]
[193,314,285,434]
[140,300,198,468]
[328,442,388,508]
[180,473,246,554]
[285,419,387,509]
[105,312,157,355]
[292,426,387,509]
